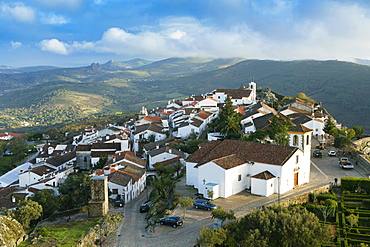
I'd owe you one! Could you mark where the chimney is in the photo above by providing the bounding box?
[169,148,172,154]
[104,167,110,175]
[156,144,159,149]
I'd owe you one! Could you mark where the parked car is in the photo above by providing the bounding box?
[328,151,336,156]
[159,216,183,228]
[313,150,323,158]
[114,199,124,207]
[193,199,217,211]
[139,201,153,213]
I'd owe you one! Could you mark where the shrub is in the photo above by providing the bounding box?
[363,199,370,207]
[317,193,336,202]
[38,227,50,237]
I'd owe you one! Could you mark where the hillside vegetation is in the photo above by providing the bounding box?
[0,58,369,133]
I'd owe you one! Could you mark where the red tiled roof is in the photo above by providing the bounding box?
[188,140,297,168]
[196,111,211,120]
[143,115,163,122]
[287,124,313,134]
[251,170,276,180]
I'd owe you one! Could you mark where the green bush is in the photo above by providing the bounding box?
[316,193,336,202]
[38,227,50,237]
[364,199,370,207]
[341,177,370,193]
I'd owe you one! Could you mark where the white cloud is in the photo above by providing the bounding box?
[10,41,22,50]
[35,1,370,62]
[41,13,69,24]
[168,30,187,40]
[40,39,68,55]
[0,2,36,22]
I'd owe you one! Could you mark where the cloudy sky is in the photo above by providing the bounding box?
[1,0,370,67]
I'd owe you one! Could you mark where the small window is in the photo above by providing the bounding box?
[112,189,118,194]
[306,135,310,145]
[238,174,242,181]
[296,155,299,164]
[293,135,299,146]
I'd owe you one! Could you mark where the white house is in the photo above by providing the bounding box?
[186,125,312,198]
[241,102,277,134]
[132,123,167,153]
[210,82,257,106]
[99,161,146,203]
[147,146,186,170]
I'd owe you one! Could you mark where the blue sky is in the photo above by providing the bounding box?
[1,0,370,67]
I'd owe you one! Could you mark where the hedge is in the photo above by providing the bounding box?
[316,193,337,202]
[341,177,370,193]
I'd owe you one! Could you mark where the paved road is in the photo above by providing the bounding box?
[103,137,369,247]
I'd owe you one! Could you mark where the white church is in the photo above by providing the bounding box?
[186,124,313,198]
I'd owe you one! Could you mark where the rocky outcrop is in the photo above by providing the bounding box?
[0,216,26,247]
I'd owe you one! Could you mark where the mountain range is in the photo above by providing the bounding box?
[0,57,369,133]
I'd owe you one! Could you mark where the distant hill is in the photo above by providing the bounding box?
[0,58,368,133]
[0,65,59,74]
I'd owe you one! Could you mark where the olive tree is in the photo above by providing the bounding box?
[8,199,42,228]
[178,197,194,219]
[211,206,235,227]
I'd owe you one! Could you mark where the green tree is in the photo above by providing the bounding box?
[353,126,365,139]
[7,137,28,159]
[31,189,60,219]
[58,172,91,209]
[227,203,331,247]
[7,199,42,228]
[151,175,177,205]
[44,128,63,141]
[93,155,108,170]
[334,135,351,150]
[323,116,336,136]
[211,206,236,227]
[267,114,293,146]
[176,139,207,154]
[346,214,358,230]
[217,95,242,139]
[241,129,268,143]
[0,140,4,155]
[147,135,156,143]
[220,114,242,139]
[178,197,194,219]
[198,226,227,247]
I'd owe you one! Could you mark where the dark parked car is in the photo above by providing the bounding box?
[193,199,217,211]
[139,201,153,213]
[159,216,183,228]
[313,150,323,158]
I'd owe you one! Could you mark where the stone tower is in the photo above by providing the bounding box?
[88,176,109,217]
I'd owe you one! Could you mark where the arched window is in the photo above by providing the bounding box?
[293,135,299,146]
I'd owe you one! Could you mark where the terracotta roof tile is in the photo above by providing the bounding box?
[287,124,313,133]
[214,89,252,99]
[188,140,297,168]
[251,170,276,180]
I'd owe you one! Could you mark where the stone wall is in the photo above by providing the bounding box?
[277,184,331,207]
[76,213,122,247]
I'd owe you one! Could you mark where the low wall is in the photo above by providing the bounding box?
[278,184,332,207]
[76,213,123,247]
